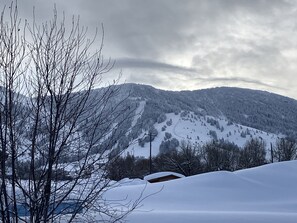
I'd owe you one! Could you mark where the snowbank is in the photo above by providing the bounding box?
[105,161,297,223]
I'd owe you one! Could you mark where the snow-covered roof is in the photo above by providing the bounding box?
[144,171,185,181]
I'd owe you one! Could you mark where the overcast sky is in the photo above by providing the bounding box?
[3,0,297,99]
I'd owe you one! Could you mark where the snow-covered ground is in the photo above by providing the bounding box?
[125,111,282,158]
[104,160,297,223]
[130,100,146,130]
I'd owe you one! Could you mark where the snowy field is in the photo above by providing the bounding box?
[104,160,297,223]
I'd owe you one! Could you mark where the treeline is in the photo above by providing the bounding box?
[107,137,297,181]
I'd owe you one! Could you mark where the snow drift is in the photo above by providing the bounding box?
[105,160,297,223]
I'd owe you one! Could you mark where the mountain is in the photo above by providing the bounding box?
[110,84,297,157]
[125,84,297,135]
[3,83,297,160]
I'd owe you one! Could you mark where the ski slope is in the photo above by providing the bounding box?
[124,111,282,158]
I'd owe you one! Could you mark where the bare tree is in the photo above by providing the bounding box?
[239,138,266,169]
[0,3,138,223]
[0,2,28,221]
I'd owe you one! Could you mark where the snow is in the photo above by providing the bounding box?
[124,111,282,158]
[116,178,146,186]
[131,100,146,129]
[103,161,297,223]
[144,172,185,181]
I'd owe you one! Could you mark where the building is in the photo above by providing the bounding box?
[144,172,185,183]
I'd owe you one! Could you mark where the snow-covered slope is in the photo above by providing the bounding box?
[105,160,297,223]
[126,84,297,139]
[125,111,282,158]
[109,84,297,158]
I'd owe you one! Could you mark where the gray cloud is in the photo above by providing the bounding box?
[114,58,196,74]
[196,76,284,90]
[1,0,297,98]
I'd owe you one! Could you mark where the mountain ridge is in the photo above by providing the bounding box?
[108,84,297,157]
[120,84,297,135]
[1,83,296,159]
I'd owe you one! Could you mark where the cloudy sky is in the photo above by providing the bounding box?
[3,0,297,98]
